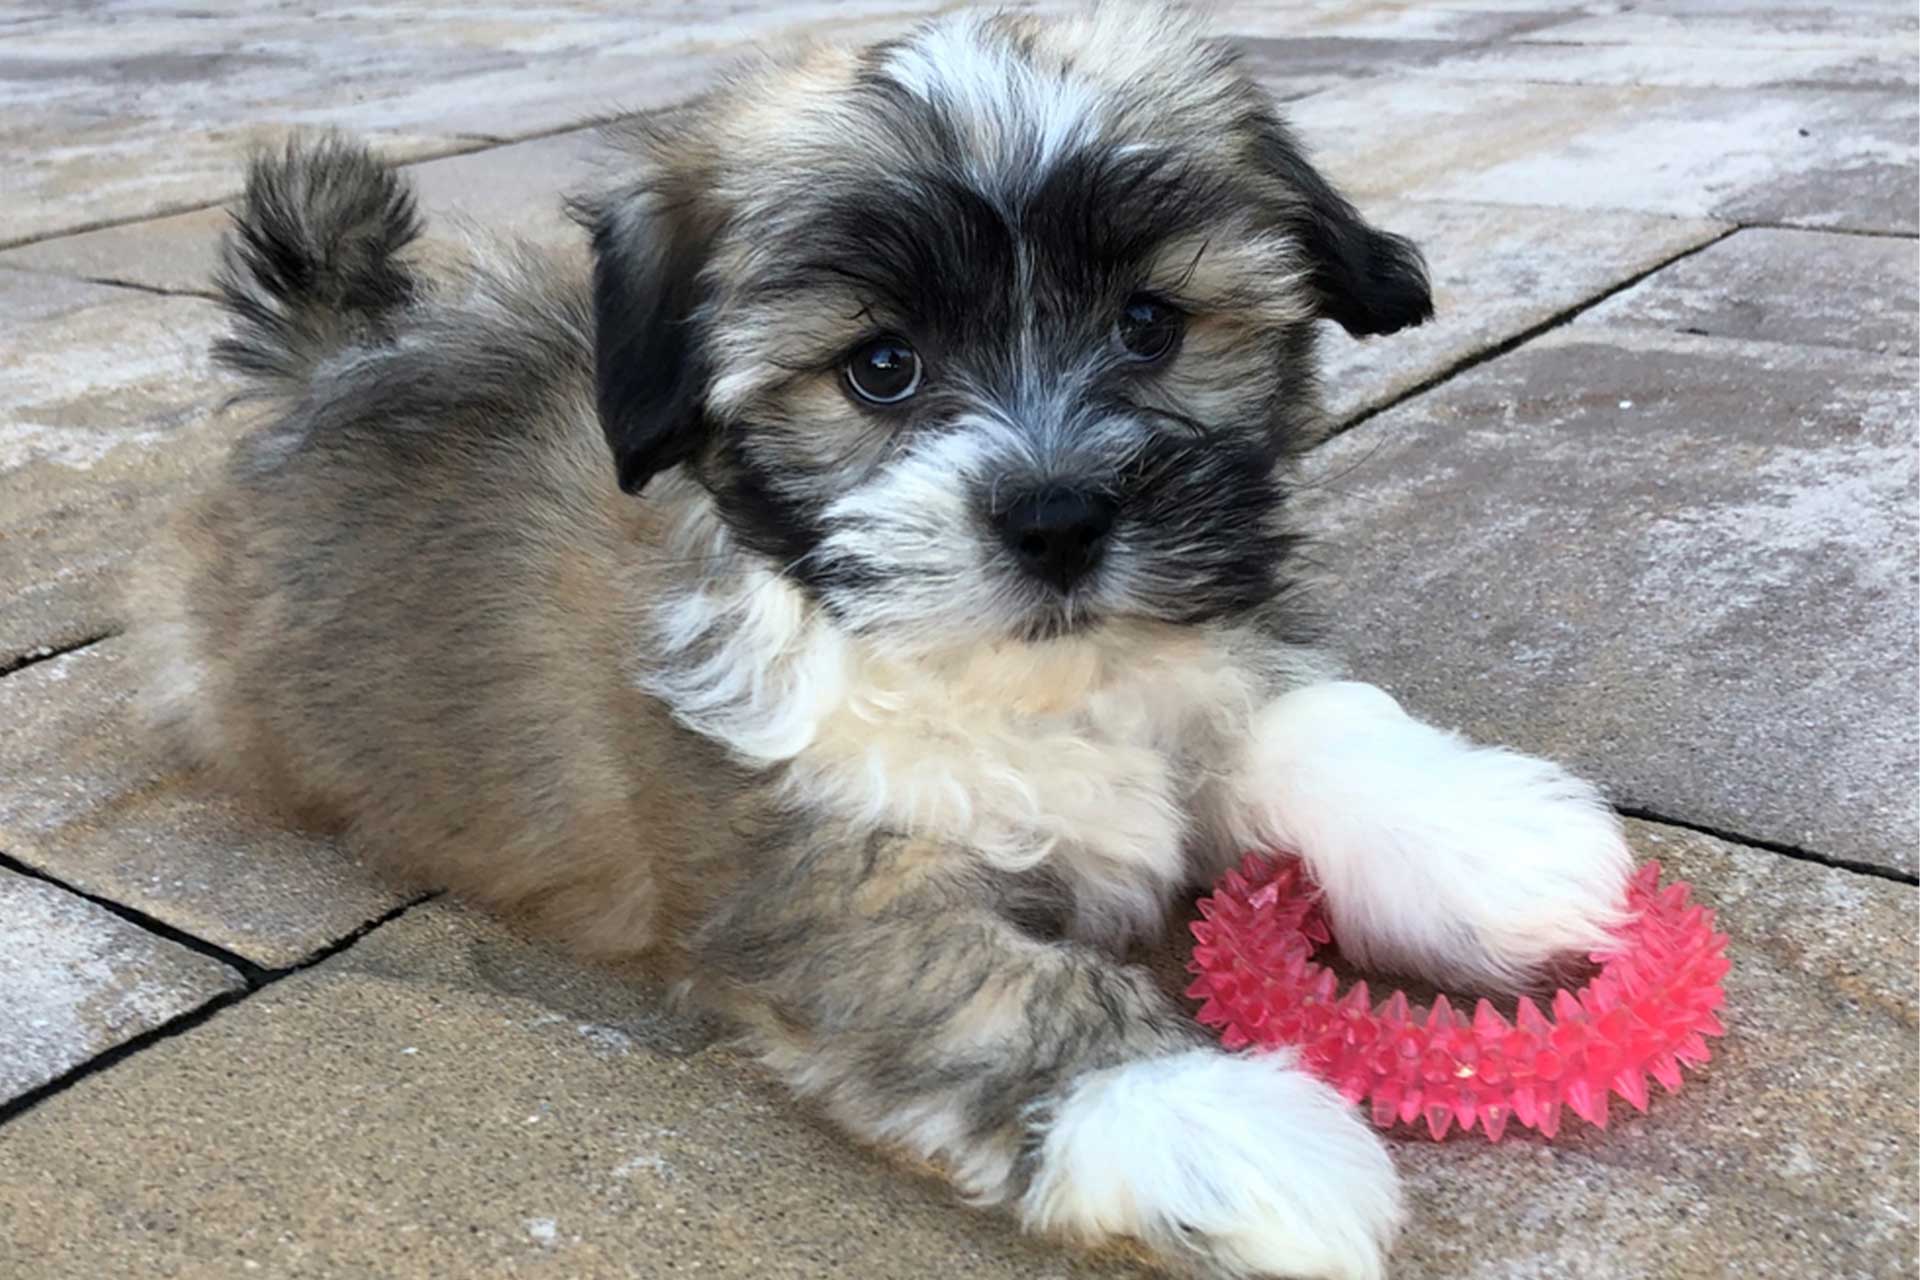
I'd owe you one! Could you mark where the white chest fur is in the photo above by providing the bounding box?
[642,545,1261,942]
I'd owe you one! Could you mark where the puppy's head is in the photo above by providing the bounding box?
[585,4,1430,652]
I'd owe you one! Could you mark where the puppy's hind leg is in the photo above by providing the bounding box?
[693,823,1402,1280]
[123,491,258,785]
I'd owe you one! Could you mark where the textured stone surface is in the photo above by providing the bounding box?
[0,820,1910,1279]
[1418,36,1914,91]
[0,207,228,297]
[1581,226,1919,356]
[0,868,242,1104]
[2,119,468,248]
[1391,819,1918,1280]
[1298,325,1918,874]
[0,265,127,322]
[1236,35,1475,102]
[1515,5,1919,53]
[1288,77,1918,233]
[0,641,405,967]
[0,283,230,667]
[0,10,530,244]
[1,3,1915,1276]
[1317,201,1726,420]
[0,901,1152,1280]
[1210,2,1583,45]
[0,1,944,245]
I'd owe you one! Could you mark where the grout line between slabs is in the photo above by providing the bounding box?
[1736,221,1918,241]
[1,263,219,301]
[0,850,269,982]
[0,988,256,1128]
[449,114,626,148]
[1616,807,1918,887]
[1320,222,1744,444]
[0,632,116,681]
[72,274,218,301]
[3,110,649,256]
[0,132,533,253]
[0,890,438,1128]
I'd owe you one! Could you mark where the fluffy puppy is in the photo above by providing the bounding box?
[130,5,1631,1277]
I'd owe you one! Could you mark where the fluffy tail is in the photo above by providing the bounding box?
[213,134,423,392]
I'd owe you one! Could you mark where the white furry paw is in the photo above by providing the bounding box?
[1021,1049,1403,1279]
[1233,681,1634,991]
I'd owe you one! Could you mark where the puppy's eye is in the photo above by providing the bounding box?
[845,336,922,405]
[1116,295,1182,363]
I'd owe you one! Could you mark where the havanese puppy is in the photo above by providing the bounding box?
[130,4,1632,1276]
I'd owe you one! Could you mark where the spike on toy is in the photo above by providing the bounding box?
[1185,853,1729,1141]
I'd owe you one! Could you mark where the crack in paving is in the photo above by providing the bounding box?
[1616,806,1918,887]
[0,632,116,681]
[0,887,436,1128]
[1320,222,1745,446]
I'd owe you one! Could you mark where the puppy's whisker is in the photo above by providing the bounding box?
[1289,434,1389,493]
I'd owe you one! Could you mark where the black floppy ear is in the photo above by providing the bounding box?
[1252,115,1434,338]
[585,194,712,495]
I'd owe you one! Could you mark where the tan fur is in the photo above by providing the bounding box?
[126,7,1457,1275]
[128,365,748,963]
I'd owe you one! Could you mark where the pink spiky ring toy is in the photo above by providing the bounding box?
[1185,855,1729,1141]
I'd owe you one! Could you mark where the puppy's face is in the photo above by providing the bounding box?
[587,5,1430,653]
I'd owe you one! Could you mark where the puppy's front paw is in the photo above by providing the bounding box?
[1238,682,1634,992]
[1021,1049,1402,1279]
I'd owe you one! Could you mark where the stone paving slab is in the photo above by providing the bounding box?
[2,121,472,249]
[0,3,1914,1275]
[0,2,603,242]
[1236,34,1483,102]
[0,265,127,322]
[1297,324,1918,874]
[1393,819,1917,1279]
[1209,1,1585,45]
[1287,76,1918,233]
[0,126,604,296]
[0,279,229,667]
[0,868,242,1104]
[0,206,228,297]
[1581,225,1919,357]
[1514,4,1920,52]
[0,900,1149,1280]
[0,2,947,246]
[1316,201,1726,421]
[0,819,1909,1278]
[0,641,404,968]
[1415,34,1915,91]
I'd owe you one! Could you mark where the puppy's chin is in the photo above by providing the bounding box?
[821,591,1102,658]
[1009,597,1104,645]
[831,579,1186,658]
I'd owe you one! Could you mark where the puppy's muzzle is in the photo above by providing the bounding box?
[993,484,1117,592]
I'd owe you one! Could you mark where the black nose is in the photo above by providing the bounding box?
[994,486,1117,591]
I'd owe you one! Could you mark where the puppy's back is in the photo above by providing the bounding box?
[129,137,732,960]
